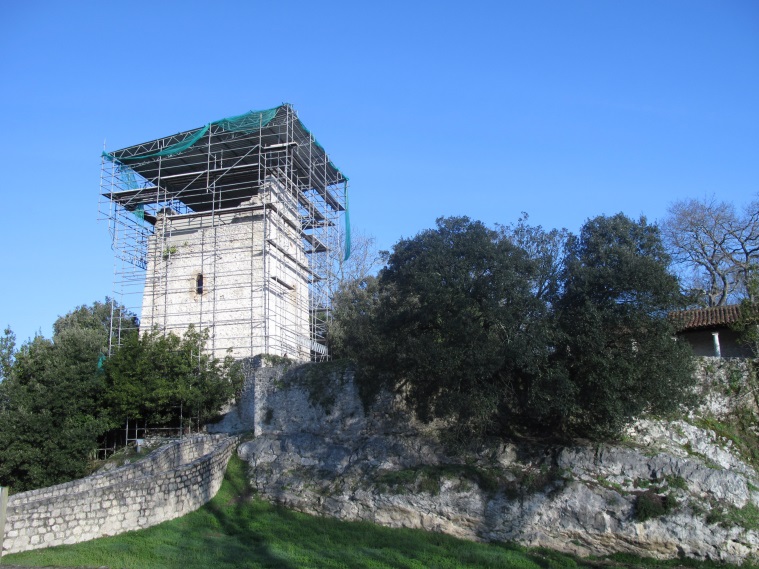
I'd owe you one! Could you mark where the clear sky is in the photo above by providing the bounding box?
[1,0,757,344]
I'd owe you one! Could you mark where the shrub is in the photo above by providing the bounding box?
[635,490,677,522]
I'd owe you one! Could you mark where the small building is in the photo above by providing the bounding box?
[671,305,752,358]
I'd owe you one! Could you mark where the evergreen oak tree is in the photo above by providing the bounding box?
[331,214,695,444]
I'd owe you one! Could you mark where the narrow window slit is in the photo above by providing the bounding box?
[196,273,204,295]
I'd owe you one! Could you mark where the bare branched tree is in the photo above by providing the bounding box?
[327,227,382,303]
[499,213,569,302]
[662,196,759,306]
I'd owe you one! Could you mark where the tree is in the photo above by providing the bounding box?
[325,228,382,303]
[0,312,114,491]
[55,296,138,331]
[104,326,242,429]
[662,197,759,306]
[0,299,243,492]
[0,326,15,383]
[734,270,759,358]
[499,213,569,302]
[555,214,695,437]
[332,214,696,444]
[333,216,552,442]
[328,275,383,367]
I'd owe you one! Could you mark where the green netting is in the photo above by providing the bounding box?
[104,124,209,164]
[102,153,142,190]
[214,107,279,133]
[119,163,140,189]
[343,182,351,261]
[133,204,145,221]
[104,107,280,165]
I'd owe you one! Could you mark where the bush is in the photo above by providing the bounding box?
[104,326,242,428]
[635,491,677,522]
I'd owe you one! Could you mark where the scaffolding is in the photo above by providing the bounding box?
[99,105,348,361]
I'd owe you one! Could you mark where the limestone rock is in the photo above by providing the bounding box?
[228,363,759,564]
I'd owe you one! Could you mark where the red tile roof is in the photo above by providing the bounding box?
[670,305,743,331]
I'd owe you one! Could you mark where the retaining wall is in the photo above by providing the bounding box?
[2,434,237,555]
[694,357,757,418]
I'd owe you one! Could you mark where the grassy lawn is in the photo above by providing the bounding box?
[2,455,752,569]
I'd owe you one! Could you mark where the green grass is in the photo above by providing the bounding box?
[695,412,759,470]
[2,455,754,569]
[706,502,759,531]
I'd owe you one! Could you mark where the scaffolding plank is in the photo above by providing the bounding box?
[302,233,328,253]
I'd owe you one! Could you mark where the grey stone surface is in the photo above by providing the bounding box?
[2,435,237,555]
[233,363,759,564]
[140,179,312,361]
[693,357,757,418]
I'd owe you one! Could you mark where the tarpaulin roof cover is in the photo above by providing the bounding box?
[103,104,350,258]
[103,105,348,211]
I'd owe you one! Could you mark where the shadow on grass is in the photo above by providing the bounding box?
[177,455,299,569]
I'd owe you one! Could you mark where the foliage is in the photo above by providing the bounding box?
[499,212,570,302]
[376,466,443,495]
[634,490,677,522]
[328,276,381,365]
[554,214,696,437]
[332,214,695,443]
[281,360,353,413]
[0,300,240,492]
[695,410,759,470]
[706,502,759,531]
[258,353,295,368]
[6,454,743,569]
[664,475,688,491]
[661,196,759,306]
[104,326,243,428]
[52,297,138,340]
[162,245,178,259]
[334,216,552,442]
[734,271,759,357]
[0,303,119,491]
[0,325,16,383]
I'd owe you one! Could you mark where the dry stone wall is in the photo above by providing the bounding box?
[2,434,237,555]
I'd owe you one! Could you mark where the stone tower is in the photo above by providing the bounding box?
[101,105,348,361]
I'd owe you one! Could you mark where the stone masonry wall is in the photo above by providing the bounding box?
[141,178,312,361]
[694,357,757,418]
[208,359,290,436]
[2,434,237,555]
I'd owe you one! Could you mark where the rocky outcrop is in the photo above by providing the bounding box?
[228,361,759,564]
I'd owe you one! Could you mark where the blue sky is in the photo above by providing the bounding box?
[1,1,757,344]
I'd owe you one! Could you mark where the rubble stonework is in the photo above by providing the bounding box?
[693,357,757,418]
[2,435,237,555]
